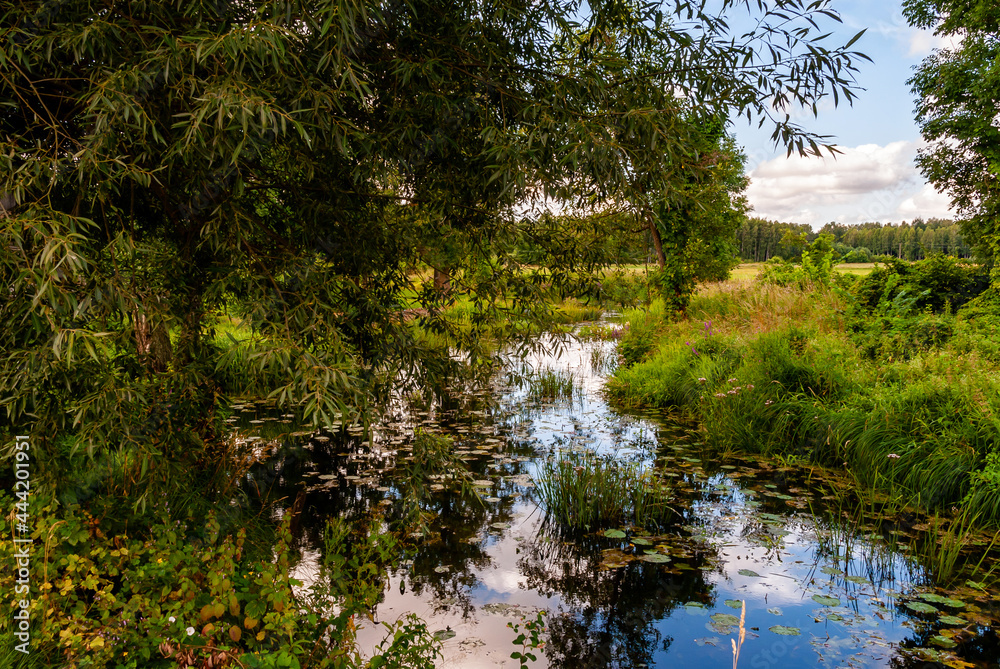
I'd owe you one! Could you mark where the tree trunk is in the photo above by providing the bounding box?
[647,217,666,270]
[134,310,173,373]
[433,267,451,294]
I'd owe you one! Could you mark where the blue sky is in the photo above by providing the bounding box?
[730,0,957,229]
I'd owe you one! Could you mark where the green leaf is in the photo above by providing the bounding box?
[812,595,841,607]
[711,613,740,626]
[769,625,801,636]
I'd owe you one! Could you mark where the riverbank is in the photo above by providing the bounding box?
[606,274,1000,540]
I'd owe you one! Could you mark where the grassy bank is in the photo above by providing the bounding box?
[606,274,1000,528]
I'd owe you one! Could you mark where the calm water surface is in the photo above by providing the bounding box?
[233,328,1000,668]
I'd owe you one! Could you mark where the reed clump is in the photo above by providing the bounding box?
[535,454,674,532]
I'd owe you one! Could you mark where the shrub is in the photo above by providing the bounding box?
[841,247,872,263]
[0,498,440,669]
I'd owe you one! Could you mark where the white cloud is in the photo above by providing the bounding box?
[897,182,956,220]
[907,29,963,57]
[746,141,928,226]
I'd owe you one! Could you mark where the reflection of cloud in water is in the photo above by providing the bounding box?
[255,328,996,668]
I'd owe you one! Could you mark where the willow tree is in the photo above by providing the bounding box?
[0,0,868,501]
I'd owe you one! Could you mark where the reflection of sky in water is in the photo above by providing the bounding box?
[247,329,997,668]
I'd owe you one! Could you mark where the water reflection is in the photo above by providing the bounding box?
[234,328,1000,668]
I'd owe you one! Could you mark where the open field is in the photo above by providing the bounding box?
[729,262,877,281]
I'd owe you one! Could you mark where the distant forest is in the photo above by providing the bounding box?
[737,217,971,263]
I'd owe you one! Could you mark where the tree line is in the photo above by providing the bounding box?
[737,217,972,262]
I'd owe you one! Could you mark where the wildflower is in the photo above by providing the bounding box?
[746,384,754,390]
[728,378,738,383]
[764,400,773,406]
[186,627,195,636]
[714,393,726,398]
[887,453,900,459]
[728,389,738,395]
[697,377,707,384]
[168,617,176,624]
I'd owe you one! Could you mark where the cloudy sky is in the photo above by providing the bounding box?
[732,0,957,229]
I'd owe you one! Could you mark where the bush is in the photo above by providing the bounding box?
[755,257,804,287]
[0,497,440,669]
[841,247,872,263]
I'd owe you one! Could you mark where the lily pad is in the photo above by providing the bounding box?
[929,635,956,649]
[693,636,720,647]
[639,553,671,564]
[738,569,762,578]
[769,625,801,636]
[631,537,652,546]
[724,599,744,610]
[820,566,844,575]
[489,522,510,530]
[938,615,967,625]
[433,628,457,641]
[710,613,741,626]
[919,593,965,608]
[844,575,870,585]
[767,607,783,616]
[684,602,708,616]
[812,595,841,607]
[905,601,939,614]
[604,529,627,539]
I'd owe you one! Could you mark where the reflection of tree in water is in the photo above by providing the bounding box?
[518,524,719,667]
[241,401,547,620]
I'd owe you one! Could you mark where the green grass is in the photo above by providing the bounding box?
[606,280,1000,531]
[730,262,876,282]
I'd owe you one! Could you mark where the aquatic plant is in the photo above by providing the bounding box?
[534,454,674,531]
[527,367,579,402]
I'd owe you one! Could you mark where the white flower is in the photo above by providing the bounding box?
[887,453,900,459]
[168,616,176,623]
[186,627,195,636]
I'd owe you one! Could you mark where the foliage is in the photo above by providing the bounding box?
[844,255,989,359]
[0,0,871,507]
[755,257,805,287]
[0,497,438,668]
[615,316,661,367]
[800,234,837,285]
[508,612,547,667]
[904,0,1000,277]
[753,235,838,288]
[651,121,748,312]
[841,247,872,263]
